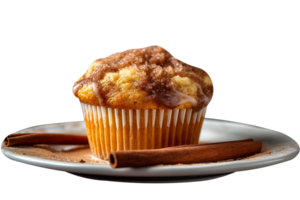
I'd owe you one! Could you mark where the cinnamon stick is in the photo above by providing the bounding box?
[109,139,262,168]
[4,133,88,147]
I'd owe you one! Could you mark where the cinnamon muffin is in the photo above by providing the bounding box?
[73,46,213,160]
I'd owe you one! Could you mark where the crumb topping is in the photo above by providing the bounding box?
[73,46,213,110]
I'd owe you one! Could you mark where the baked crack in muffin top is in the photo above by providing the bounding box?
[73,46,213,111]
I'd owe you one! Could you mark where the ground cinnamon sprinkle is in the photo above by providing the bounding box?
[240,142,297,161]
[2,142,297,166]
[2,144,108,165]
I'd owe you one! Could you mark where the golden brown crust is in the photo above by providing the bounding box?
[73,46,213,111]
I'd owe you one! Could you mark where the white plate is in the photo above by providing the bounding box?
[2,119,299,180]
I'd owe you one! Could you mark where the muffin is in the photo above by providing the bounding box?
[73,46,213,160]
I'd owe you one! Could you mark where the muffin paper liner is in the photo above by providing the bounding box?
[80,102,207,160]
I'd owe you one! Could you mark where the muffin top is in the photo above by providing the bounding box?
[73,46,213,111]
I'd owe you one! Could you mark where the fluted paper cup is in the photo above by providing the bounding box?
[80,102,207,160]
